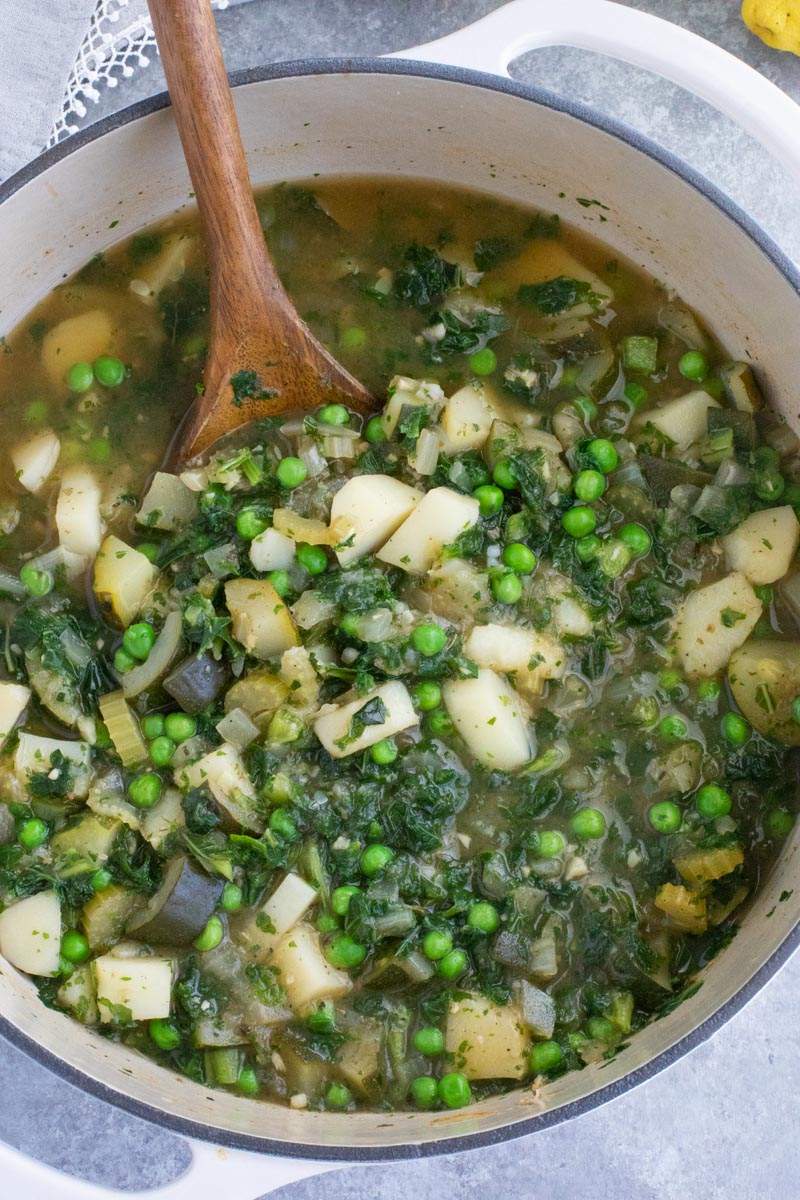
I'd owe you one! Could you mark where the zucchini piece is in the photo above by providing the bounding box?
[15,733,91,798]
[654,883,707,933]
[139,786,185,852]
[424,557,491,623]
[164,651,229,713]
[225,577,300,659]
[728,640,800,745]
[94,951,175,1022]
[82,884,148,952]
[337,1020,382,1098]
[658,302,709,351]
[98,690,148,767]
[622,335,658,374]
[707,406,756,452]
[52,812,121,876]
[674,845,744,889]
[722,506,800,585]
[646,390,720,448]
[674,572,762,677]
[517,980,556,1039]
[271,923,352,1014]
[223,671,288,731]
[445,995,529,1081]
[129,858,222,946]
[0,890,62,976]
[638,454,713,507]
[719,361,763,414]
[234,872,319,963]
[380,375,445,439]
[204,1047,243,1085]
[93,535,157,628]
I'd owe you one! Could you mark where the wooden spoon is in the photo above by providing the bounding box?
[148,0,375,463]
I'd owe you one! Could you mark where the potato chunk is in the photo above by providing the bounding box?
[225,577,300,659]
[647,390,719,448]
[0,890,62,976]
[179,742,262,833]
[56,466,104,558]
[137,472,198,531]
[249,527,296,572]
[722,506,800,585]
[94,535,158,628]
[440,384,495,452]
[674,572,762,677]
[445,995,529,1081]
[11,429,60,494]
[0,682,30,748]
[15,733,91,797]
[728,640,800,745]
[443,669,532,771]
[235,873,318,963]
[330,474,422,566]
[41,309,113,386]
[464,624,565,697]
[94,952,175,1022]
[425,558,491,623]
[271,923,352,1014]
[313,681,418,758]
[377,487,479,574]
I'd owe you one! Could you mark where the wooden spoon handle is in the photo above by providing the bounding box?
[147,0,278,314]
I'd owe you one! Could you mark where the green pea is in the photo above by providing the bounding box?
[128,772,163,809]
[492,459,517,490]
[149,1019,182,1051]
[149,735,175,767]
[529,1040,563,1074]
[361,844,394,876]
[467,901,500,934]
[88,439,111,464]
[339,613,360,638]
[164,712,197,743]
[678,350,707,381]
[220,883,243,912]
[136,543,160,564]
[660,715,687,740]
[492,570,523,605]
[316,913,340,933]
[371,738,398,765]
[93,355,126,387]
[60,931,89,963]
[269,808,298,840]
[238,1067,260,1096]
[575,534,600,563]
[659,668,682,693]
[194,915,224,952]
[469,348,497,376]
[413,681,441,711]
[25,400,48,424]
[502,543,537,574]
[438,948,467,979]
[122,621,156,661]
[596,538,633,578]
[267,569,291,597]
[437,1072,472,1109]
[423,929,453,961]
[413,1027,444,1056]
[473,483,505,516]
[276,456,307,488]
[318,404,350,425]
[574,469,606,502]
[427,709,454,737]
[365,416,386,443]
[624,381,648,408]
[412,623,446,656]
[114,648,136,673]
[618,523,652,557]
[722,712,749,745]
[754,584,774,605]
[536,830,565,858]
[411,1076,438,1109]
[562,506,597,538]
[697,680,720,702]
[141,714,165,740]
[571,808,606,840]
[236,509,268,540]
[325,933,367,969]
[649,801,682,833]
[586,438,618,473]
[340,326,367,352]
[91,867,113,892]
[19,562,53,597]
[696,784,732,819]
[587,1016,618,1042]
[66,361,94,393]
[767,809,794,837]
[326,1082,352,1110]
[331,885,360,916]
[296,543,328,575]
[19,818,48,849]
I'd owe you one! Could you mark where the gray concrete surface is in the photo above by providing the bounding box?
[1,1,799,1196]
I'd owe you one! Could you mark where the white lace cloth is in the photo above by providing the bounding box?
[0,0,247,182]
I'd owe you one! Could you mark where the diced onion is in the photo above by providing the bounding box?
[121,610,182,699]
[215,706,259,749]
[291,589,338,630]
[411,428,440,476]
[354,608,393,643]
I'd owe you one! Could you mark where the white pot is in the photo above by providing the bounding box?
[1,3,799,1197]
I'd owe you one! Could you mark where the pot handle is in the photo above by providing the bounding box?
[0,1134,337,1199]
[391,0,800,181]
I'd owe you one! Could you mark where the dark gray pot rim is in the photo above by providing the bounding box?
[0,55,797,1168]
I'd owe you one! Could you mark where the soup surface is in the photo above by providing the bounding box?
[0,179,797,1114]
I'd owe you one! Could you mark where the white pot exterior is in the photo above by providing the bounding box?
[0,63,798,1162]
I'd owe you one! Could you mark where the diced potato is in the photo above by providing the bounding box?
[249,527,297,572]
[547,574,593,638]
[280,646,320,714]
[338,1022,381,1095]
[313,681,418,758]
[139,787,185,852]
[464,624,565,697]
[11,429,60,493]
[674,572,762,677]
[329,474,422,566]
[15,733,91,797]
[440,383,496,452]
[674,845,744,889]
[41,309,114,386]
[654,883,707,934]
[443,669,532,771]
[57,963,99,1024]
[225,577,299,659]
[0,890,62,976]
[496,241,612,313]
[647,390,720,448]
[130,235,196,302]
[179,742,262,833]
[445,995,529,1081]
[722,506,800,585]
[98,690,148,767]
[271,922,352,1014]
[94,951,175,1022]
[234,873,318,963]
[55,466,103,558]
[381,376,445,439]
[0,682,30,748]
[728,640,800,745]
[224,671,288,731]
[94,535,158,628]
[425,557,491,623]
[137,472,198,531]
[378,487,480,574]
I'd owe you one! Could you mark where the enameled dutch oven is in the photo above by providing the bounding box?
[1,2,799,1195]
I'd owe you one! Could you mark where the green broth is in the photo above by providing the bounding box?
[0,178,797,1113]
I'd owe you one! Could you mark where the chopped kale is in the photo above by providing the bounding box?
[517,276,602,315]
[393,244,461,308]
